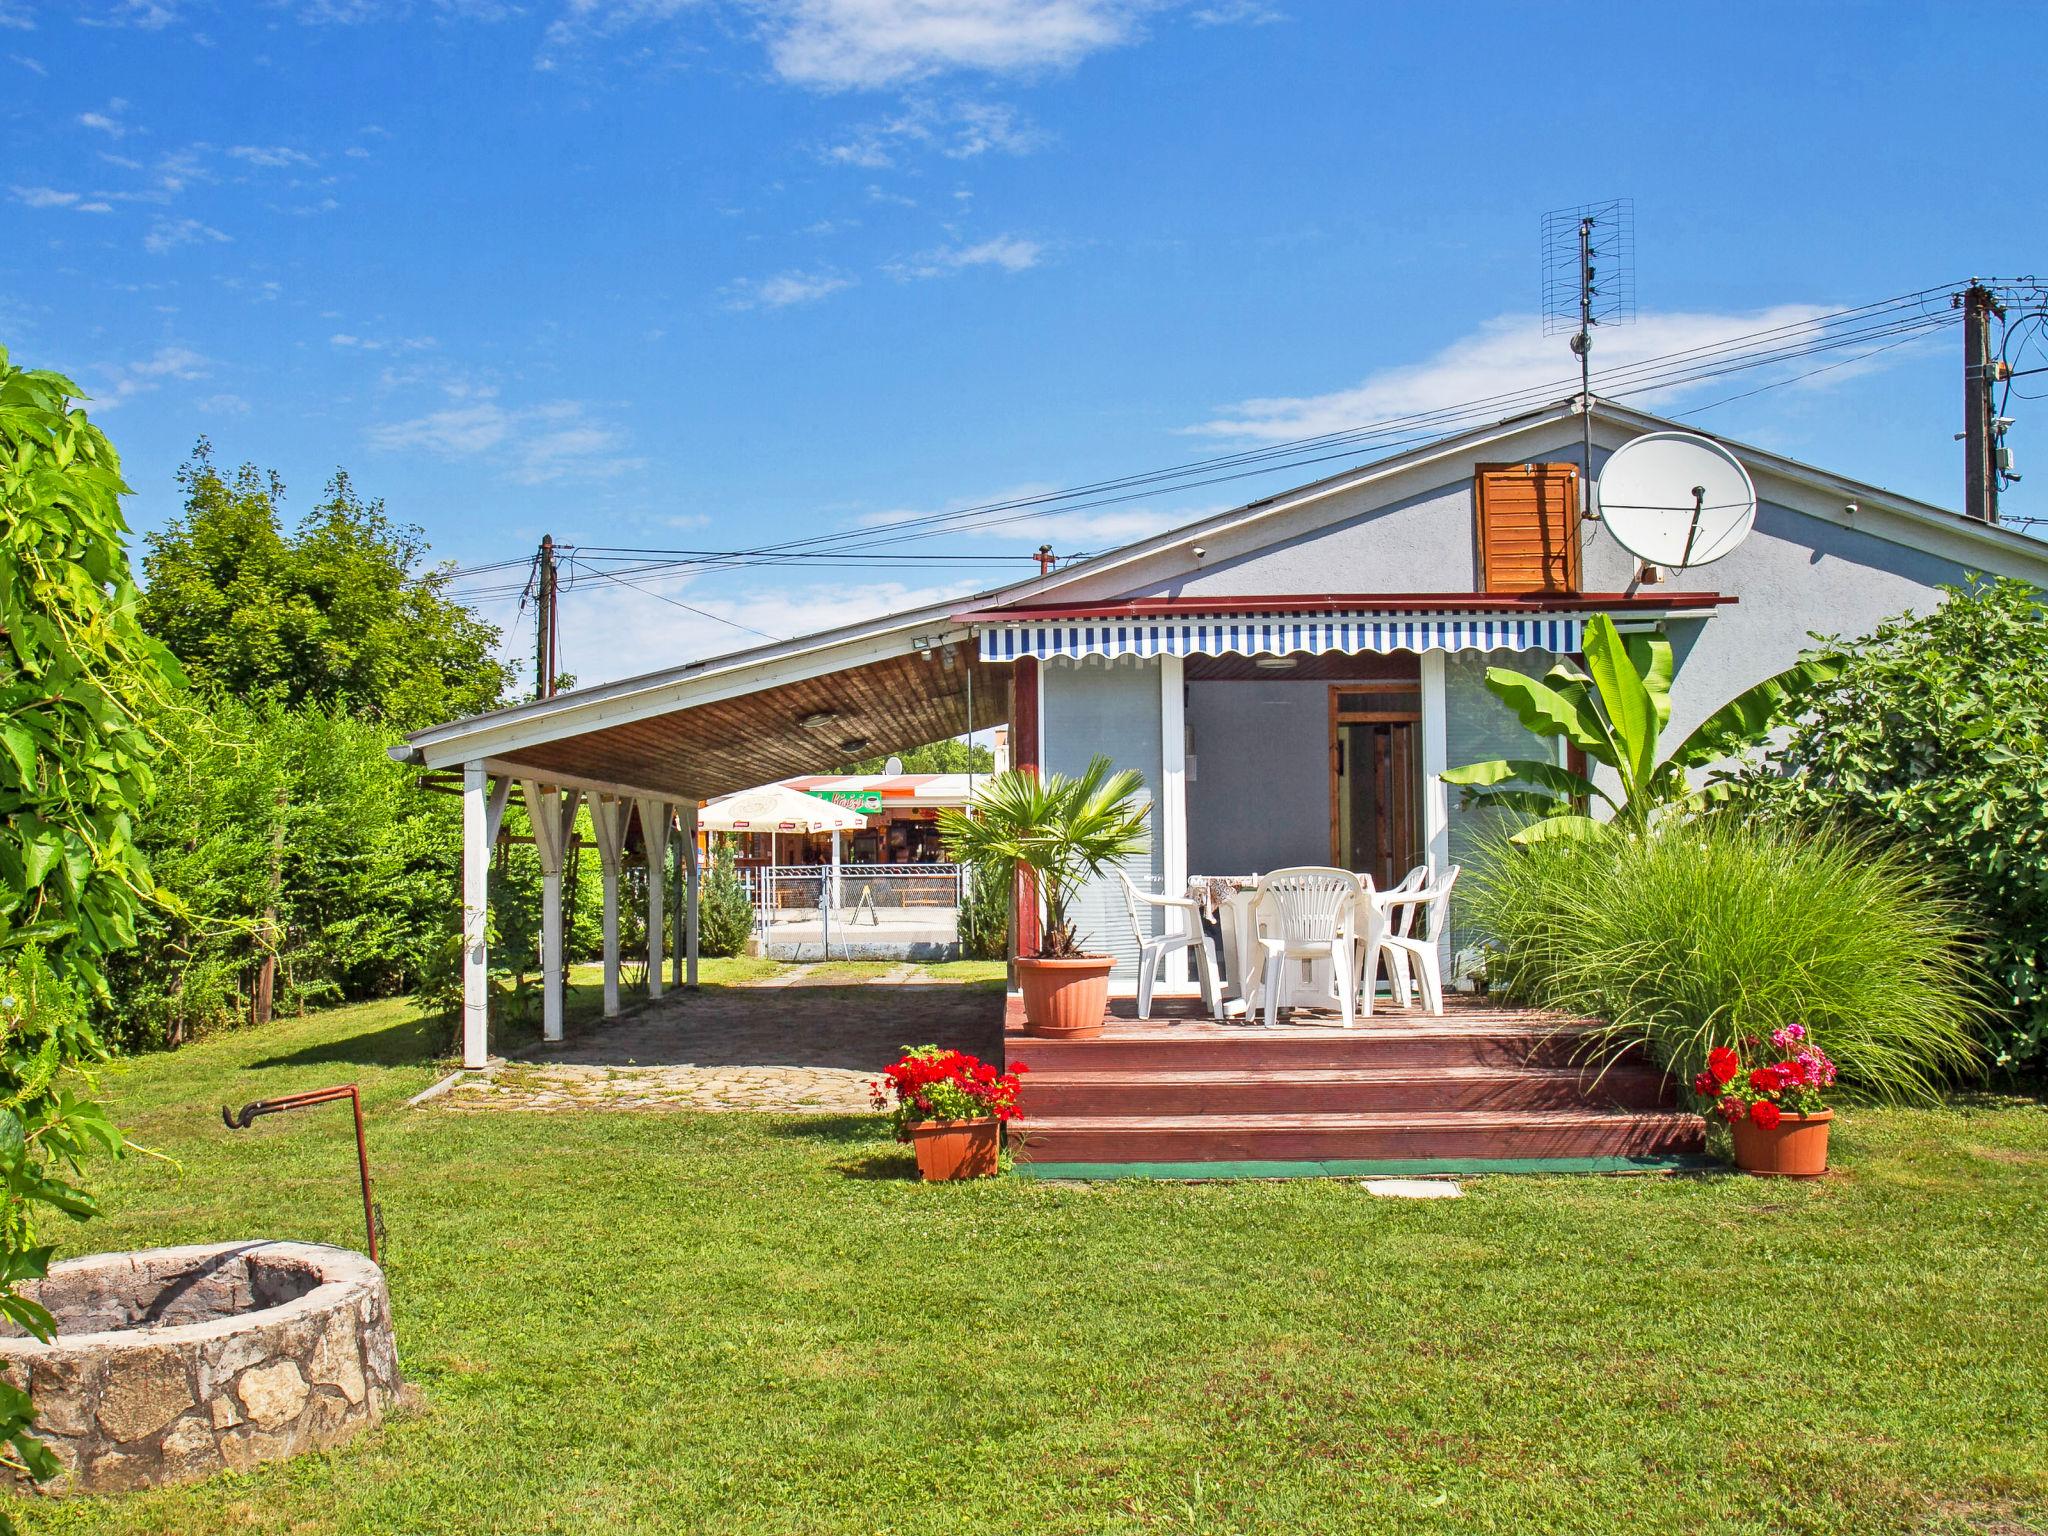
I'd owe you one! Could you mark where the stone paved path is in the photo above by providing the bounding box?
[437,969,1005,1115]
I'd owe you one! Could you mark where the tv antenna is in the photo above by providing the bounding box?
[1543,199,1635,515]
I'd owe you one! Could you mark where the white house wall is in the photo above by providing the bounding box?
[1042,656,1163,983]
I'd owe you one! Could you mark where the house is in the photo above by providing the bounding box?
[394,396,2048,1088]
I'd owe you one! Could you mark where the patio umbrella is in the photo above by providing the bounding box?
[699,785,869,958]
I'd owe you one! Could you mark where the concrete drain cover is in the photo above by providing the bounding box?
[1361,1178,1462,1199]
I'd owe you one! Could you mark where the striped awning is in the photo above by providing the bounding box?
[978,611,1584,663]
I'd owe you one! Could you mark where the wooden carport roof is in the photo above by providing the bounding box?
[391,596,1010,803]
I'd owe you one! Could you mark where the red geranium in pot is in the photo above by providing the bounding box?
[937,757,1151,1039]
[1692,1025,1837,1177]
[871,1045,1026,1181]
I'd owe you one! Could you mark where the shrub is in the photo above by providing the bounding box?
[956,857,1011,960]
[1730,577,2048,1068]
[696,840,756,959]
[1462,817,1983,1099]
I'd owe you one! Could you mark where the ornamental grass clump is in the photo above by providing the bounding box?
[1462,817,1983,1098]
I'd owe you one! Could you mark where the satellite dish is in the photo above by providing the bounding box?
[1595,431,1758,568]
[884,755,903,776]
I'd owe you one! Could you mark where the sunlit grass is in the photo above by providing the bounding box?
[15,989,2046,1536]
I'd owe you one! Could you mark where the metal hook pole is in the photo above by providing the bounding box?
[220,1084,381,1264]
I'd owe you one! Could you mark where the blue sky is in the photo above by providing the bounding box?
[6,0,2045,685]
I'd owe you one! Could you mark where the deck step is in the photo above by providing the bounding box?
[1006,1025,1616,1071]
[1021,1064,1673,1116]
[1013,1109,1707,1165]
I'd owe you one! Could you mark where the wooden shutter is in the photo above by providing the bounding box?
[1475,463,1580,594]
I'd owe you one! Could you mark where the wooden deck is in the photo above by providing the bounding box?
[1003,994,1708,1177]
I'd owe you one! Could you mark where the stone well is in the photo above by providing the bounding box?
[0,1241,401,1494]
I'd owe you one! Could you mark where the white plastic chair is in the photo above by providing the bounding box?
[1250,867,1365,1028]
[1373,863,1430,1006]
[1115,870,1222,1020]
[1376,865,1460,1015]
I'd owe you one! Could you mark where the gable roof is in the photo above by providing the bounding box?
[396,394,2048,787]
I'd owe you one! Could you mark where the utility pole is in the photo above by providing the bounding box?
[1962,283,2006,524]
[535,534,560,698]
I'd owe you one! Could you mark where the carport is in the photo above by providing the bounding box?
[390,597,1011,1069]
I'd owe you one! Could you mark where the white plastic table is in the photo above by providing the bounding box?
[1188,876,1430,1018]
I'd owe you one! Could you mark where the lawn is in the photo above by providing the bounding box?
[12,976,2048,1536]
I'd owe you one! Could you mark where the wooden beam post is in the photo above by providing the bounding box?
[1419,650,1452,975]
[683,803,701,989]
[1011,657,1042,962]
[1159,653,1188,986]
[461,761,492,1069]
[520,781,580,1043]
[590,795,626,1018]
[639,798,669,999]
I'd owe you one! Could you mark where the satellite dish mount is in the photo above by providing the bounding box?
[1595,432,1759,573]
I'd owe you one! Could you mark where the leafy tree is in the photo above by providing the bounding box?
[696,840,757,959]
[1732,578,2048,1068]
[0,348,171,1507]
[1443,613,1840,841]
[102,699,474,1047]
[140,441,508,729]
[843,738,995,775]
[955,855,1011,960]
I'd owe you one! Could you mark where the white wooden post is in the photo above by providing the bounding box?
[520,781,580,1043]
[1420,649,1452,974]
[1159,653,1189,987]
[639,798,668,998]
[461,762,492,1069]
[590,796,625,1017]
[683,803,701,988]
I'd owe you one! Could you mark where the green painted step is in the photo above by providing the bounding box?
[1010,1153,1723,1181]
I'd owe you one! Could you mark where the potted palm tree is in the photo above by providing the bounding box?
[938,755,1150,1039]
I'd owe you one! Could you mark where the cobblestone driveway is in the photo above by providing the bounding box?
[438,966,1006,1114]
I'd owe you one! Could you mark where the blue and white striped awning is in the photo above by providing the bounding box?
[977,611,1583,663]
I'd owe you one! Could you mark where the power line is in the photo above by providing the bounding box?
[441,277,1987,601]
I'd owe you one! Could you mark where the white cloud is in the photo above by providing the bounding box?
[366,398,639,485]
[88,345,210,407]
[852,482,1197,551]
[12,54,48,74]
[78,98,129,136]
[1187,306,1843,442]
[227,144,316,168]
[539,0,1140,88]
[766,0,1142,89]
[722,268,855,309]
[820,97,1041,167]
[75,200,114,213]
[1191,0,1284,23]
[13,185,81,208]
[196,392,250,415]
[143,217,231,253]
[76,1,180,28]
[476,570,987,686]
[886,233,1041,279]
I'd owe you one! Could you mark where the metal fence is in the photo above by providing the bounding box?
[738,864,966,958]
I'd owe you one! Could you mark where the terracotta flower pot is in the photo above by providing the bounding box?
[906,1117,1000,1181]
[1730,1108,1833,1178]
[1016,956,1115,1039]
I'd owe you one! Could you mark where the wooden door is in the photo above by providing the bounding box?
[1329,685,1423,888]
